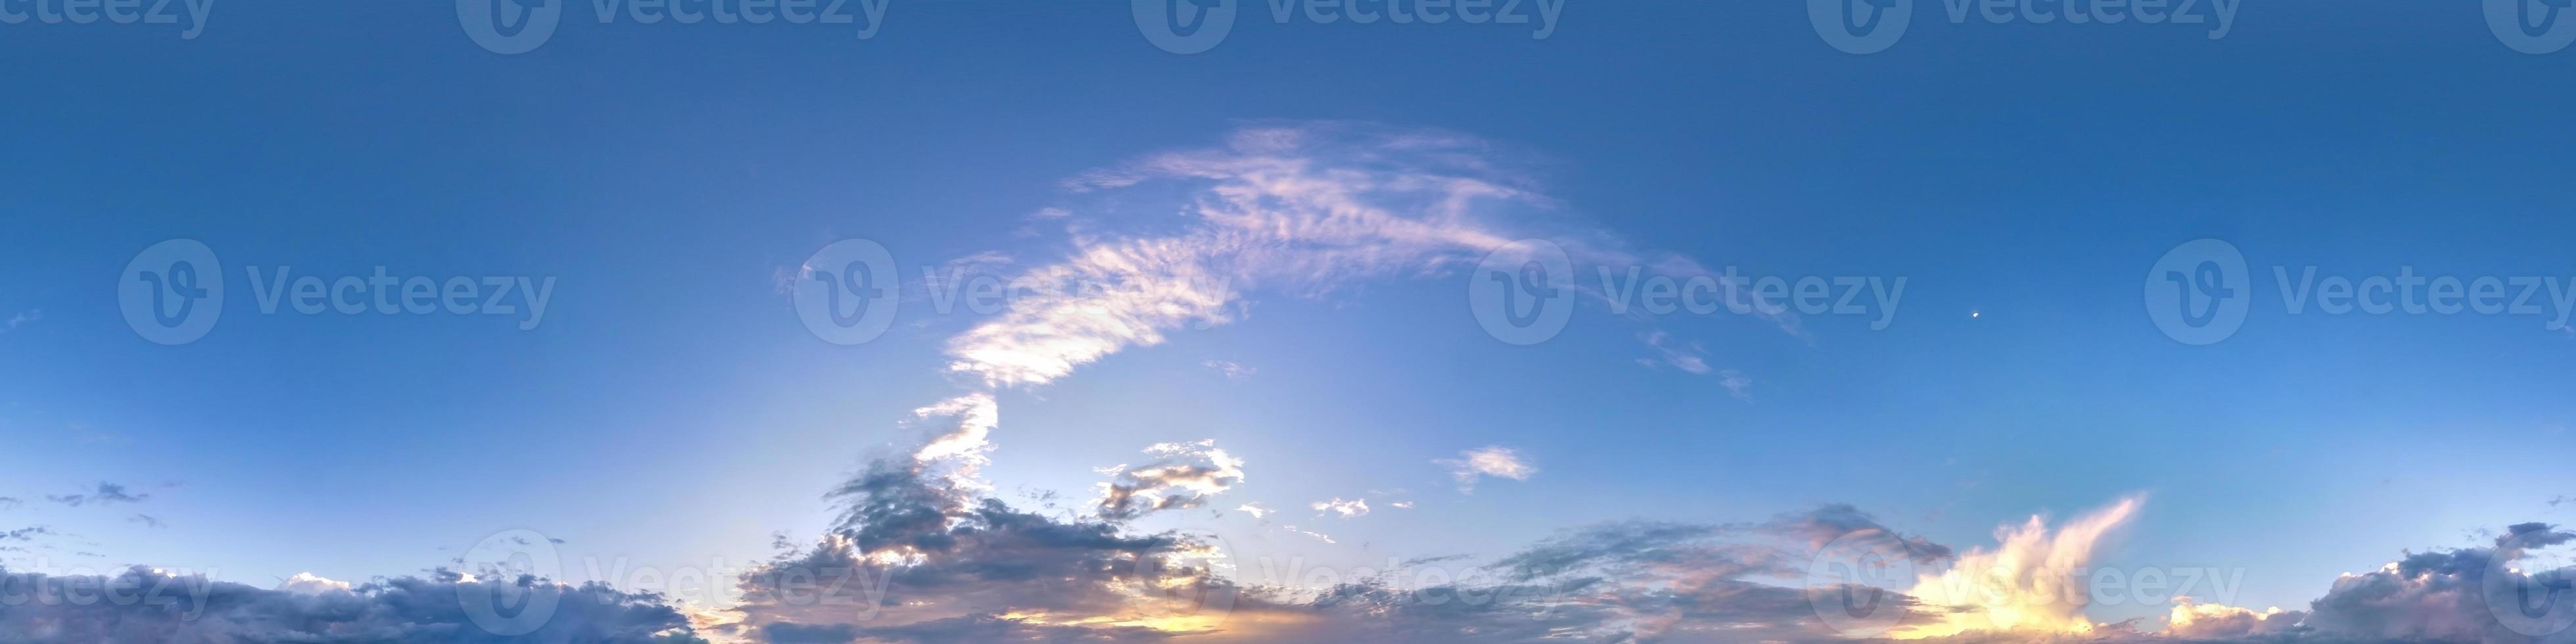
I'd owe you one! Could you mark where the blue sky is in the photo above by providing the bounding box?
[5,1,2576,642]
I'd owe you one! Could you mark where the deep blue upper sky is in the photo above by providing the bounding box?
[4,0,2575,636]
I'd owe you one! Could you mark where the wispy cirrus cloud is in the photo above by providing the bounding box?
[1201,359,1256,380]
[0,309,37,333]
[938,122,1778,396]
[47,482,149,507]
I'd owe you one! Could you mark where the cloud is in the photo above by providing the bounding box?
[1201,360,1256,380]
[907,394,999,487]
[1235,503,1274,520]
[1718,369,1754,402]
[1895,495,2146,639]
[823,614,1178,643]
[2161,598,2304,639]
[0,309,36,333]
[1310,498,1371,520]
[275,572,354,595]
[941,122,1769,394]
[2284,521,2576,643]
[1093,440,1248,521]
[1238,504,1960,643]
[1867,520,2576,644]
[1435,446,1536,494]
[0,497,19,510]
[128,514,164,529]
[942,125,1525,390]
[1762,503,1953,564]
[1640,330,1713,375]
[47,482,149,507]
[1282,525,1337,544]
[0,565,701,643]
[723,456,1243,643]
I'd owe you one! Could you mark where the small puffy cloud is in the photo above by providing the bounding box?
[2163,597,2305,639]
[275,572,354,595]
[1093,440,1247,521]
[1718,369,1753,402]
[1310,497,1371,519]
[1435,446,1536,494]
[1235,502,1274,520]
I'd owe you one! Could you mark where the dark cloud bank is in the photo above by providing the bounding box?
[6,455,2573,643]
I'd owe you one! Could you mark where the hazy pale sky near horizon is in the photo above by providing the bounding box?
[5,1,2576,642]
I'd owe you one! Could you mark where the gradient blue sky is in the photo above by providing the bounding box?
[5,0,2576,639]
